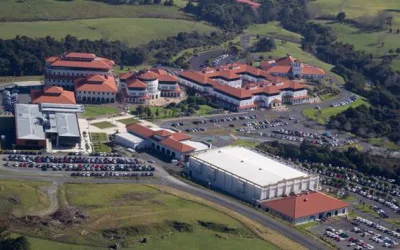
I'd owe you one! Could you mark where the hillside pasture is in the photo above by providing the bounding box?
[0,0,188,21]
[0,18,217,47]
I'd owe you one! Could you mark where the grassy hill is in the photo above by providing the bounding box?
[245,22,303,43]
[0,18,216,47]
[0,0,189,21]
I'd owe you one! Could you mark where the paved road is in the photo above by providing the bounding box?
[0,165,327,249]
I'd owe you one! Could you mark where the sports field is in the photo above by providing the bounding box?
[0,18,216,47]
[0,0,187,21]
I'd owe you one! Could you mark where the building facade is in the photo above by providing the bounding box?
[178,63,310,111]
[187,147,319,204]
[44,52,117,103]
[119,69,181,104]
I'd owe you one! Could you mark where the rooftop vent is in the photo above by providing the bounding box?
[259,168,262,170]
[241,160,244,163]
[303,198,308,202]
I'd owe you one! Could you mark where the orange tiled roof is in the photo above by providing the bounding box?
[302,66,326,75]
[170,132,191,141]
[74,75,117,93]
[154,130,173,137]
[127,124,155,138]
[213,84,252,99]
[262,192,349,219]
[160,137,196,153]
[151,68,168,75]
[127,79,147,89]
[31,86,76,105]
[137,71,159,81]
[64,52,96,59]
[48,52,114,70]
[158,74,178,82]
[179,71,218,86]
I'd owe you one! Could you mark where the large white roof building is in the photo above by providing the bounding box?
[187,146,319,204]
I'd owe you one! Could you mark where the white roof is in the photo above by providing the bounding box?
[116,132,143,144]
[182,140,209,151]
[191,146,308,187]
[15,104,45,140]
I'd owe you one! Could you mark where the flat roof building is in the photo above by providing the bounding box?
[187,146,319,204]
[15,103,83,149]
[259,192,349,224]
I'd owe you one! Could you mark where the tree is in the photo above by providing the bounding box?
[396,48,400,54]
[155,108,159,116]
[336,12,346,22]
[146,107,152,117]
[254,37,276,52]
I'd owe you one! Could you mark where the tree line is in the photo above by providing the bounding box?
[90,0,174,5]
[0,31,232,76]
[257,141,400,184]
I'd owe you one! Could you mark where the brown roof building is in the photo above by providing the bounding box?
[31,86,76,105]
[260,192,349,224]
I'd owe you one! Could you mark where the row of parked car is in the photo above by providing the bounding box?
[354,217,399,246]
[236,120,288,133]
[70,172,154,177]
[4,155,143,165]
[330,95,358,108]
[352,187,400,213]
[185,127,207,133]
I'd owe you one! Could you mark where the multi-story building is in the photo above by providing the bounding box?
[119,69,181,104]
[260,55,326,79]
[178,63,310,111]
[44,52,117,103]
[31,86,76,105]
[74,75,117,103]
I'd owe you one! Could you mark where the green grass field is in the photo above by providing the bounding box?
[311,20,400,57]
[90,132,110,152]
[117,117,139,125]
[0,0,187,21]
[92,121,115,129]
[0,180,50,217]
[245,22,303,43]
[82,105,118,118]
[59,183,280,250]
[0,18,216,47]
[368,137,400,151]
[302,96,370,124]
[254,39,345,84]
[196,105,215,115]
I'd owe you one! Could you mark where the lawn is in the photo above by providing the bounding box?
[253,39,345,84]
[82,105,118,118]
[311,20,400,57]
[59,183,281,250]
[131,106,179,119]
[0,0,187,21]
[92,121,115,129]
[196,105,215,115]
[0,179,50,217]
[231,139,259,148]
[319,93,337,101]
[90,132,110,153]
[0,18,217,47]
[245,21,303,43]
[117,117,139,125]
[368,137,400,151]
[302,96,369,124]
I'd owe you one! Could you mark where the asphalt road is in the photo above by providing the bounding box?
[0,162,327,249]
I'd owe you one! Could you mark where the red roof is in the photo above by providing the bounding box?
[31,86,76,105]
[160,137,195,153]
[261,55,326,76]
[48,53,114,70]
[74,75,117,93]
[126,124,155,138]
[179,71,217,86]
[158,74,178,82]
[137,71,159,81]
[262,192,349,219]
[64,52,96,59]
[213,84,252,99]
[154,130,173,137]
[236,0,261,8]
[127,79,147,89]
[170,132,191,141]
[151,68,168,75]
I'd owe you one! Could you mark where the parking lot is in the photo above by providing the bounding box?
[1,152,156,178]
[309,217,399,249]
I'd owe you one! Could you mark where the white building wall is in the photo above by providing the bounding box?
[76,90,116,102]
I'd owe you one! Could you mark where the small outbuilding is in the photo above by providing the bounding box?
[259,192,349,225]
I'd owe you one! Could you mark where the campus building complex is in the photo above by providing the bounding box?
[186,146,319,204]
[44,52,117,103]
[31,86,76,105]
[178,63,310,111]
[15,103,84,149]
[260,55,326,80]
[123,123,209,160]
[119,69,181,104]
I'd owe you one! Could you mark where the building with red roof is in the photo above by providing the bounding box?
[44,52,116,103]
[260,55,326,79]
[124,123,209,160]
[259,192,349,224]
[74,74,117,103]
[178,62,311,111]
[119,68,181,104]
[31,86,76,105]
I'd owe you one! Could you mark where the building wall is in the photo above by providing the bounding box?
[76,91,116,103]
[115,135,147,149]
[16,139,46,148]
[262,176,319,200]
